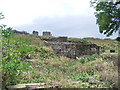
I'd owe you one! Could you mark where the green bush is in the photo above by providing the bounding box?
[73,73,89,82]
[86,70,95,76]
[78,54,96,64]
[86,57,96,62]
[1,27,33,88]
[82,40,90,44]
[116,37,120,42]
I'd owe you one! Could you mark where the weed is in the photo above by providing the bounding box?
[1,27,33,88]
[73,73,89,82]
[1,28,118,88]
[79,58,85,64]
[78,55,96,64]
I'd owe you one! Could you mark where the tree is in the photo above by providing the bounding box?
[0,12,4,20]
[91,1,120,36]
[0,12,5,31]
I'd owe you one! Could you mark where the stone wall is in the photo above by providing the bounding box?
[45,41,77,58]
[42,37,68,42]
[13,30,29,34]
[75,44,100,57]
[33,31,38,35]
[43,32,52,36]
[44,41,104,59]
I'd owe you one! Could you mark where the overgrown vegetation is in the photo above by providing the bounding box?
[1,29,118,88]
[83,38,118,50]
[1,26,34,88]
[68,38,91,44]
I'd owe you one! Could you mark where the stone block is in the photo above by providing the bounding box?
[33,31,38,35]
[110,49,115,53]
[43,40,103,59]
[43,32,52,36]
[58,37,68,42]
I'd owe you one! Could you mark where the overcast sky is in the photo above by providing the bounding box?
[0,0,118,39]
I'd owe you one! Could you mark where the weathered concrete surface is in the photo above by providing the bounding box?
[7,83,61,90]
[42,37,68,42]
[110,49,116,53]
[44,40,105,59]
[32,31,38,36]
[43,32,52,36]
[7,83,45,90]
[13,30,29,35]
[46,42,77,58]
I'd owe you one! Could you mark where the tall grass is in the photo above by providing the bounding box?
[2,33,118,88]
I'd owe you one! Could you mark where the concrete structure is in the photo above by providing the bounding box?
[43,32,52,36]
[57,37,68,42]
[13,30,29,34]
[44,38,105,59]
[33,31,38,35]
[110,49,115,53]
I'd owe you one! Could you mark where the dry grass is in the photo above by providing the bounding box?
[11,34,118,88]
[83,38,118,50]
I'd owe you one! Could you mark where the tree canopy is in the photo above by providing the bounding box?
[0,12,4,20]
[91,1,120,36]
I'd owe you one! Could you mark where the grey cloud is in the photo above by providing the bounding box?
[13,15,118,39]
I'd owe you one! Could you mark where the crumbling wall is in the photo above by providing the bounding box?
[76,44,100,57]
[43,32,52,36]
[45,42,76,58]
[44,41,104,59]
[13,30,29,34]
[42,37,68,42]
[33,31,38,35]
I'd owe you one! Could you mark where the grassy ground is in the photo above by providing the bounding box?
[83,38,118,50]
[4,34,119,88]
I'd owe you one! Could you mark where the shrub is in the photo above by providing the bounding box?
[73,73,89,82]
[116,37,120,42]
[79,58,85,64]
[78,55,96,64]
[1,27,33,88]
[82,40,90,44]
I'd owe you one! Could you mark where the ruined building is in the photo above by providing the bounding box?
[43,32,52,36]
[33,31,38,35]
[43,36,105,59]
[13,30,105,59]
[13,30,29,34]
